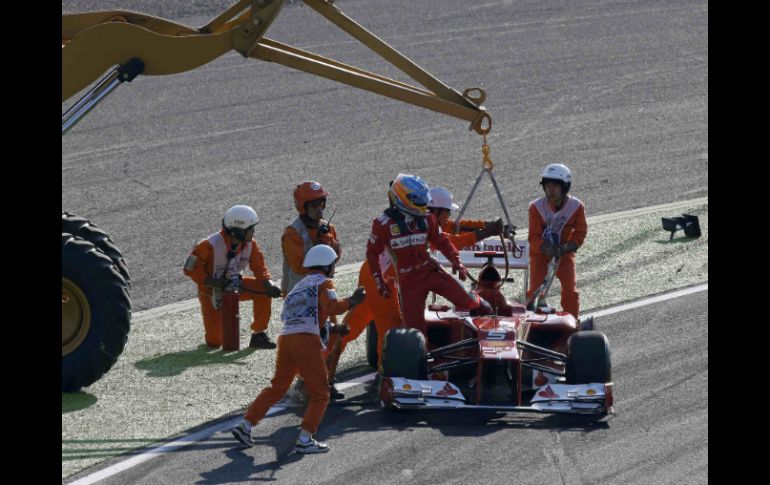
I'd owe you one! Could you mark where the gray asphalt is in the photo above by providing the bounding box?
[62,0,708,312]
[79,290,707,485]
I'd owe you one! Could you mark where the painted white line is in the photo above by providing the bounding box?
[585,283,708,320]
[67,373,377,484]
[69,283,707,484]
[131,196,707,323]
[67,405,285,485]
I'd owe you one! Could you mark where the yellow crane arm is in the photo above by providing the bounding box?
[62,0,490,134]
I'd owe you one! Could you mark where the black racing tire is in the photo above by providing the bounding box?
[566,331,611,384]
[62,212,130,287]
[62,233,131,392]
[365,321,378,369]
[578,316,595,331]
[381,328,427,379]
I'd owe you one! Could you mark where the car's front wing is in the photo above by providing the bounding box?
[381,377,613,415]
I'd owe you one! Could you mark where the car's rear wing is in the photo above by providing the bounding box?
[434,237,529,269]
[433,237,529,296]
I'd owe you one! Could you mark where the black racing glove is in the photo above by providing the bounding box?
[559,241,578,255]
[262,279,282,298]
[347,287,367,307]
[486,218,504,235]
[330,323,351,336]
[540,242,560,258]
[204,276,226,290]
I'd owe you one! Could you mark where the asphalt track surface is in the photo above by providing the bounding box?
[71,289,708,485]
[62,0,708,312]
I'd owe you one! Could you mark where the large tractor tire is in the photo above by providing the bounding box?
[365,321,378,369]
[565,331,612,384]
[381,328,427,379]
[62,212,130,287]
[62,233,131,392]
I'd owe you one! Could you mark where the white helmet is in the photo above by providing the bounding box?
[223,205,259,230]
[540,164,572,194]
[427,187,459,211]
[303,244,338,268]
[541,164,571,184]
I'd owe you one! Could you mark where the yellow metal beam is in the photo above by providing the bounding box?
[62,0,490,132]
[230,0,285,58]
[62,11,198,42]
[62,23,232,101]
[302,0,475,110]
[251,41,489,132]
[259,38,435,97]
[201,0,252,34]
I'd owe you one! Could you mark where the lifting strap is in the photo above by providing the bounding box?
[453,132,514,236]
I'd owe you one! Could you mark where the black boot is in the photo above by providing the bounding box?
[329,384,345,400]
[249,332,277,349]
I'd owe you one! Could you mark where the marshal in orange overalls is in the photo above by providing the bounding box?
[526,196,587,317]
[184,229,273,347]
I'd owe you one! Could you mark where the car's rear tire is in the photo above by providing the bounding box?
[578,316,594,331]
[566,331,611,384]
[381,328,427,379]
[62,234,131,392]
[365,321,378,368]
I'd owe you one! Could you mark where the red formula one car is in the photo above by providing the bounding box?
[377,241,614,417]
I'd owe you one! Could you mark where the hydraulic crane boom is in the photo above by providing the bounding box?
[62,0,491,135]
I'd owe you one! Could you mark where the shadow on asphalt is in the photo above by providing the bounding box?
[183,369,609,482]
[321,383,610,438]
[196,426,306,484]
[135,344,257,377]
[654,237,701,244]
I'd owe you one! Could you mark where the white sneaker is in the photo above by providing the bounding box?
[294,435,329,454]
[231,421,254,447]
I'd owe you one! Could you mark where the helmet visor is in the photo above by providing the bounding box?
[407,189,431,207]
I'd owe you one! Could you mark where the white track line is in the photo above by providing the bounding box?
[68,283,707,484]
[585,283,708,320]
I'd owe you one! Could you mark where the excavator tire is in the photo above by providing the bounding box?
[62,233,131,392]
[62,212,130,287]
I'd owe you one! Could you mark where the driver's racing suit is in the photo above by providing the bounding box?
[366,208,481,335]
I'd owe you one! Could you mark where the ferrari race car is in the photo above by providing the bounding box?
[377,239,614,416]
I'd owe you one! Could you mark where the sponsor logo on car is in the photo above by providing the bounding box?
[402,383,412,390]
[390,224,400,235]
[537,385,559,398]
[535,371,549,387]
[586,388,596,395]
[436,382,458,397]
